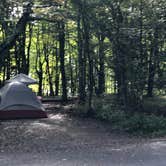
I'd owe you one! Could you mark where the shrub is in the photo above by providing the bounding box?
[93,96,166,136]
[73,102,89,116]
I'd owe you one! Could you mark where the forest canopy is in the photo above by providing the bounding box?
[0,0,165,112]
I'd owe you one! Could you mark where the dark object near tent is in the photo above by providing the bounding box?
[5,73,38,85]
[0,82,47,120]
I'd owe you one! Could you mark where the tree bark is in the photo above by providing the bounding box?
[82,2,93,113]
[26,23,33,75]
[147,28,159,97]
[77,7,86,103]
[55,48,60,96]
[59,21,67,101]
[98,34,105,95]
[35,27,44,96]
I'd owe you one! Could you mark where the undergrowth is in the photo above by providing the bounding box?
[65,95,166,137]
[92,96,166,136]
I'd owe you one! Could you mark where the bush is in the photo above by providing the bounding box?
[93,96,166,136]
[72,102,89,116]
[143,96,166,115]
[94,102,125,123]
[122,113,166,135]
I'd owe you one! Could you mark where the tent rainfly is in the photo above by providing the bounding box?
[5,73,38,85]
[0,82,47,119]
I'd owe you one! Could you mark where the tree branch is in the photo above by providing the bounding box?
[0,3,32,65]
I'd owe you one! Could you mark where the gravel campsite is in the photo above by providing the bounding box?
[0,103,166,166]
[0,0,165,165]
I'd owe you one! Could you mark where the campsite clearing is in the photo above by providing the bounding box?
[1,104,166,166]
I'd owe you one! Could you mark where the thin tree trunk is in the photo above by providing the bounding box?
[98,34,105,95]
[147,54,155,97]
[147,28,159,97]
[44,44,54,96]
[55,48,60,96]
[82,4,93,113]
[59,21,67,101]
[35,27,43,96]
[69,53,74,96]
[77,8,86,102]
[19,26,27,74]
[26,23,33,75]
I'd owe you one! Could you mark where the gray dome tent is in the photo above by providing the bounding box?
[0,82,47,119]
[5,73,38,85]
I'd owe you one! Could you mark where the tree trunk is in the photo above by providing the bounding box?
[35,27,44,96]
[0,3,32,65]
[43,43,54,96]
[98,34,105,95]
[111,3,128,110]
[26,23,33,75]
[147,55,155,97]
[55,47,60,96]
[59,21,67,101]
[82,4,93,113]
[19,26,27,74]
[147,28,159,97]
[77,8,86,102]
[69,53,75,96]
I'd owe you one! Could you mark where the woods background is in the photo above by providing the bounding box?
[0,0,165,113]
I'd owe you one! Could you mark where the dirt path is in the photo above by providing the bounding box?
[0,105,166,166]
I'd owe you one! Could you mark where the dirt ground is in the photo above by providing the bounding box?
[0,103,166,166]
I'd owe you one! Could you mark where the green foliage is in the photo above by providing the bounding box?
[93,96,166,136]
[93,96,125,122]
[0,0,165,104]
[143,96,166,114]
[73,103,89,116]
[123,114,166,136]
